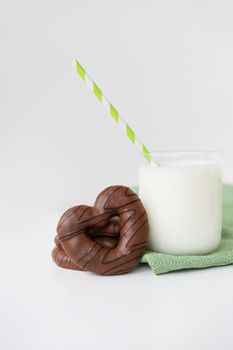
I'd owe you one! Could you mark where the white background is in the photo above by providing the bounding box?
[1,1,233,349]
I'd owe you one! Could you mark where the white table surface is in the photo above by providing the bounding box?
[1,218,233,350]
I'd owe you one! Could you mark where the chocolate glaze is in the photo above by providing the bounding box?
[52,185,149,275]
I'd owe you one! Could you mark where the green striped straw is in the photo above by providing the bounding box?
[74,60,156,165]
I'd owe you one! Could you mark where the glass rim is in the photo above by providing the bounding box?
[139,150,221,166]
[139,150,221,155]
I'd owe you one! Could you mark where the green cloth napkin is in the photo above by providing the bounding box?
[136,184,233,275]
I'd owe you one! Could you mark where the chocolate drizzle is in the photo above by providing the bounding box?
[52,185,149,275]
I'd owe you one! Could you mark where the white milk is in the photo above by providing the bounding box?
[139,162,222,255]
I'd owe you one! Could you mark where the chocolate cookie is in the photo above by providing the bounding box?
[52,185,149,275]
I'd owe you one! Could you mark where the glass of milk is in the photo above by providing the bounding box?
[139,151,222,255]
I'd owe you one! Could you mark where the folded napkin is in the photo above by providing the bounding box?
[136,184,233,274]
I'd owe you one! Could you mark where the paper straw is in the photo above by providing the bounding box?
[73,60,155,165]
